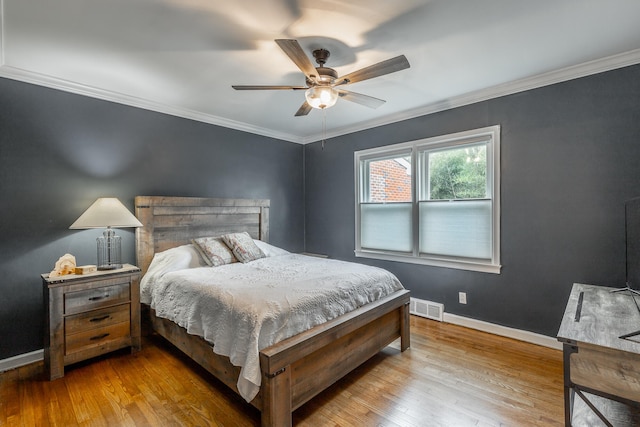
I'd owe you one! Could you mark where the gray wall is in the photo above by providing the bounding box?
[304,64,640,337]
[0,77,304,360]
[2,63,639,361]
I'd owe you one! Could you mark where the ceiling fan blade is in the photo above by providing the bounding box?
[295,101,312,117]
[337,90,386,109]
[336,55,410,86]
[275,39,318,80]
[232,85,307,90]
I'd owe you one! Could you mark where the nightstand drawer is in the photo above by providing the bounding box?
[64,282,130,314]
[65,304,130,335]
[65,320,131,355]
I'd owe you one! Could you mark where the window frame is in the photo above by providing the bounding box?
[354,125,501,274]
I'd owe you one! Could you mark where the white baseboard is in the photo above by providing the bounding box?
[443,313,563,350]
[0,349,43,373]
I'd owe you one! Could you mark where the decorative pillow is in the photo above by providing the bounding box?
[192,237,237,267]
[221,232,266,263]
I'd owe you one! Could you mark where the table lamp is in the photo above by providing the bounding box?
[69,198,143,270]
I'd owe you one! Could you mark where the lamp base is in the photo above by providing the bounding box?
[97,263,122,271]
[97,228,122,271]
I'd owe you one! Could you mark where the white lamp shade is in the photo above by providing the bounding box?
[69,198,142,229]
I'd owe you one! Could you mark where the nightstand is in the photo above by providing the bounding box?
[42,264,141,380]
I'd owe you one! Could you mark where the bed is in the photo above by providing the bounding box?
[135,196,410,427]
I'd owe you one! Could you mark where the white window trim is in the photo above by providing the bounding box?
[354,125,501,274]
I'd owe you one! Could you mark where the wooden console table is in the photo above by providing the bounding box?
[557,283,640,426]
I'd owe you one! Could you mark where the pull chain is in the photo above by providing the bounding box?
[321,108,327,150]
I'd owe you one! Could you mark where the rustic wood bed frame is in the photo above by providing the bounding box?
[134,196,410,427]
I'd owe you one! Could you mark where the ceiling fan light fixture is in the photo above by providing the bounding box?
[305,86,338,110]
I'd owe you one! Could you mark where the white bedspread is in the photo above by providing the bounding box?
[141,252,404,402]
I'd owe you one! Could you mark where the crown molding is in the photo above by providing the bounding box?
[0,64,305,143]
[0,2,302,143]
[301,48,640,144]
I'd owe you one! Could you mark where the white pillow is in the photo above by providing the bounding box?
[253,240,290,257]
[140,244,208,304]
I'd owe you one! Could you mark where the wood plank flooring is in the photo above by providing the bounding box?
[0,316,564,426]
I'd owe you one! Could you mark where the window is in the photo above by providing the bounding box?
[355,125,501,273]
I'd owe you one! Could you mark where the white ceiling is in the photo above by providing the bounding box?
[2,0,640,144]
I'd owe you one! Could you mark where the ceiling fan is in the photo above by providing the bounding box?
[232,39,410,116]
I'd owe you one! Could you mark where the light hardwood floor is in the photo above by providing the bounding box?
[0,316,564,426]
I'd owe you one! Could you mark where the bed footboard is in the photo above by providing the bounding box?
[147,289,410,427]
[259,289,410,426]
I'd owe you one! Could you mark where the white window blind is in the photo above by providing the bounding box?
[419,200,492,259]
[361,203,412,252]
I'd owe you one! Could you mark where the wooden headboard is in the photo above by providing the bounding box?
[135,196,270,274]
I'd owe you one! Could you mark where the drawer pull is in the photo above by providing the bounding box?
[88,294,110,301]
[90,333,110,341]
[89,315,111,323]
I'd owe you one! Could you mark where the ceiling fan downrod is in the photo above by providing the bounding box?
[311,49,338,82]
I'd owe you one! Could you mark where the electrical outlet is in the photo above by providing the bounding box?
[459,292,467,304]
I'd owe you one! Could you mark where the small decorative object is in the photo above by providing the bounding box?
[49,253,77,277]
[69,198,143,270]
[74,265,97,275]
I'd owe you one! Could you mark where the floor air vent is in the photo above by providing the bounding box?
[410,297,444,322]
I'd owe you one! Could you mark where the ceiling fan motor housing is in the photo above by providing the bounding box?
[306,67,337,87]
[317,66,337,80]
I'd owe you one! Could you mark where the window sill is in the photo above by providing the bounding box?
[355,250,501,274]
